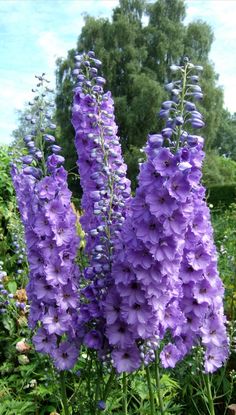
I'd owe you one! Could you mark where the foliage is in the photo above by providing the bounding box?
[214,110,236,161]
[206,184,236,208]
[212,204,236,319]
[0,266,59,414]
[173,347,236,415]
[123,145,144,191]
[0,146,17,275]
[203,152,236,187]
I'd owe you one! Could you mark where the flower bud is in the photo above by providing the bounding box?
[23,167,42,179]
[21,155,34,164]
[16,339,31,353]
[165,82,174,91]
[170,64,181,72]
[18,354,29,365]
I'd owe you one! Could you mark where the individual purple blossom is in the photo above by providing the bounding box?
[160,344,181,368]
[84,330,103,349]
[52,341,79,371]
[33,328,57,354]
[111,346,141,373]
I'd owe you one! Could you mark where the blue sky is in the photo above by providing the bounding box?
[0,0,235,145]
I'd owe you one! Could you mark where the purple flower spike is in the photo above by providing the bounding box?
[11,76,80,371]
[71,52,131,353]
[104,58,228,374]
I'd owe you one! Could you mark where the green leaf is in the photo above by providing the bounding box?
[2,315,15,334]
[39,405,57,415]
[7,281,17,294]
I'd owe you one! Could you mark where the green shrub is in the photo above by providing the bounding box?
[206,183,236,208]
[203,151,236,187]
[0,146,16,272]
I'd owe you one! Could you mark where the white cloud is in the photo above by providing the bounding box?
[37,31,72,68]
[0,75,36,144]
[66,0,119,14]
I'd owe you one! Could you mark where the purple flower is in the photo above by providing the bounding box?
[106,320,134,349]
[166,172,191,202]
[152,148,176,176]
[160,344,181,368]
[45,261,68,285]
[57,283,79,310]
[103,288,121,325]
[33,277,57,301]
[84,330,103,349]
[33,328,57,354]
[111,346,141,373]
[43,307,70,335]
[53,341,79,371]
[47,154,65,173]
[150,236,178,261]
[146,190,177,217]
[186,244,211,270]
[36,176,56,200]
[204,347,227,373]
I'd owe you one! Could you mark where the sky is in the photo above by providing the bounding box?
[0,0,235,145]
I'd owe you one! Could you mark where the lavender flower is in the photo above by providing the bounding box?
[11,75,80,370]
[104,58,228,373]
[71,52,131,352]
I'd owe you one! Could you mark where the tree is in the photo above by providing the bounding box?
[183,21,224,150]
[55,0,227,192]
[214,110,236,160]
[144,0,186,82]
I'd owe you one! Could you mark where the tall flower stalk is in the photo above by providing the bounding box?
[104,58,228,384]
[71,52,131,353]
[11,75,80,373]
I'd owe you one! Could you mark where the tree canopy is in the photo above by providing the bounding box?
[55,0,232,192]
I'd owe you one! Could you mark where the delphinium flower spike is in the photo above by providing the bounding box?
[159,58,228,373]
[71,51,131,354]
[104,58,228,373]
[11,75,80,371]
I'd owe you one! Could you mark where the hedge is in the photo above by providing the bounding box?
[206,183,236,208]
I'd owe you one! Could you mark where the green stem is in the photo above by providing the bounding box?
[122,372,128,415]
[103,368,116,401]
[154,351,165,415]
[94,360,103,414]
[145,365,156,415]
[59,371,70,415]
[175,63,188,152]
[205,374,215,415]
